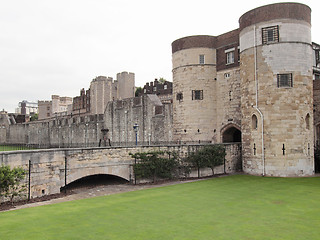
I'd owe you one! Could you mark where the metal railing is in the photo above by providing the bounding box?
[0,140,226,151]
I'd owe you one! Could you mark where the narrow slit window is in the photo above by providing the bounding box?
[199,55,205,64]
[306,113,310,130]
[252,114,258,130]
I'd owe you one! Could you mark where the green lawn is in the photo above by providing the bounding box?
[0,175,320,240]
[0,145,32,151]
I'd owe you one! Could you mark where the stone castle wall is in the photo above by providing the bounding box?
[4,114,105,147]
[172,43,217,142]
[240,3,314,176]
[105,95,173,144]
[1,95,172,147]
[0,143,241,198]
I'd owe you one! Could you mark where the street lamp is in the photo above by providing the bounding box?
[133,123,139,146]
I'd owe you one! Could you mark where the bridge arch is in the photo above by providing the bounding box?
[61,174,129,192]
[66,164,131,187]
[221,123,241,143]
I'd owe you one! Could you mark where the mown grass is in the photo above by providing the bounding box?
[0,175,320,240]
[0,145,32,152]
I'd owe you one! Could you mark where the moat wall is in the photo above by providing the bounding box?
[0,144,241,199]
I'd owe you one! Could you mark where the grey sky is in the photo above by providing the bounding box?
[1,0,319,112]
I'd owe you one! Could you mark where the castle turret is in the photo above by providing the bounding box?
[171,36,217,142]
[239,3,314,176]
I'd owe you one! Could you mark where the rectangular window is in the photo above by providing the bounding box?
[315,74,320,81]
[176,92,183,101]
[155,106,163,115]
[277,73,293,88]
[192,90,203,100]
[164,85,167,90]
[199,55,205,64]
[238,48,240,62]
[225,48,235,65]
[316,50,320,65]
[262,25,279,44]
[226,51,234,64]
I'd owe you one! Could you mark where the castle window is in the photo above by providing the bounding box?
[315,50,320,65]
[262,26,279,44]
[226,52,234,64]
[176,92,183,101]
[306,114,310,130]
[199,55,205,64]
[155,106,163,115]
[224,73,230,78]
[192,90,203,100]
[277,73,293,88]
[144,88,146,93]
[153,87,157,91]
[225,48,235,65]
[316,124,320,145]
[315,74,320,80]
[252,114,258,130]
[164,85,167,90]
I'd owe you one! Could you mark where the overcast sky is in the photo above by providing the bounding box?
[1,0,319,112]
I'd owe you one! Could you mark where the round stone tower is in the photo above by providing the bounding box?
[171,35,217,143]
[239,3,314,176]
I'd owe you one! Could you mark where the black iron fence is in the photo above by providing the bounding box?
[0,140,220,151]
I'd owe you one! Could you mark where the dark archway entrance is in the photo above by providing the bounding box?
[222,126,241,143]
[60,174,129,193]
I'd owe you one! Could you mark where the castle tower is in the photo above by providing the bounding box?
[239,3,314,176]
[171,36,218,142]
[90,76,114,115]
[116,71,135,100]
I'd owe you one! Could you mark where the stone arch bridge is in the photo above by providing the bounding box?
[0,144,241,198]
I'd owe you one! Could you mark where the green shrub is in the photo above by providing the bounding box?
[130,151,179,183]
[0,165,26,203]
[185,145,226,177]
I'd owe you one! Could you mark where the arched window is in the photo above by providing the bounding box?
[252,114,258,130]
[306,114,310,130]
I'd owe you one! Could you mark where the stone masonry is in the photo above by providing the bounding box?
[0,144,241,198]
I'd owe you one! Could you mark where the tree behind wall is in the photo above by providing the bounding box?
[130,151,179,183]
[186,145,226,177]
[0,165,26,204]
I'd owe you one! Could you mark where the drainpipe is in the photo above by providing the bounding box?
[253,25,265,176]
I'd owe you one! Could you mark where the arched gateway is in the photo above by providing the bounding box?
[221,124,241,143]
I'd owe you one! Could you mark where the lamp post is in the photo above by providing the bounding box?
[85,123,88,148]
[58,126,61,148]
[133,123,139,146]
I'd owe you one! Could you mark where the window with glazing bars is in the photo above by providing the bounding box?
[277,73,293,88]
[316,50,320,65]
[262,26,279,44]
[199,55,205,64]
[192,90,203,100]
